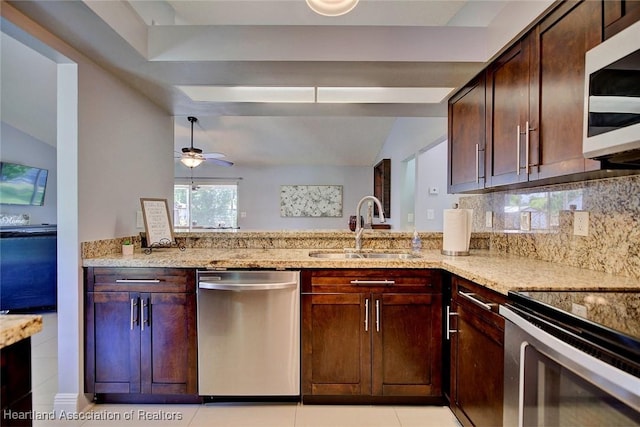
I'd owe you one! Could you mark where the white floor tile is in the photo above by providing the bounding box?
[190,403,297,427]
[80,404,198,427]
[295,405,401,427]
[394,406,460,427]
[32,356,58,387]
[32,376,58,407]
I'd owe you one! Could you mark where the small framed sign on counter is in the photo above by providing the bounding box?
[140,198,174,246]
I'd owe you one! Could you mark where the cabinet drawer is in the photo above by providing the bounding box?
[86,267,195,293]
[451,276,505,329]
[306,269,440,293]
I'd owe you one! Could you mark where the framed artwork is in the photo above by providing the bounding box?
[140,198,175,246]
[374,158,391,218]
[280,185,343,217]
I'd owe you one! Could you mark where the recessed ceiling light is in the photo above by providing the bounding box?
[177,86,316,103]
[316,87,455,104]
[306,0,359,17]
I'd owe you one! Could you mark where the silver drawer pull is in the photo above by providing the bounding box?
[375,300,380,332]
[446,305,458,340]
[116,279,161,283]
[130,298,138,330]
[459,291,495,311]
[350,280,395,286]
[364,299,369,332]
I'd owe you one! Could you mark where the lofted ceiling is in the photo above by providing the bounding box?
[4,0,553,167]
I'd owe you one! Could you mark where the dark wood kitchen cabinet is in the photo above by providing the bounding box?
[528,0,602,181]
[448,275,507,427]
[85,267,198,402]
[448,74,486,193]
[485,38,532,188]
[302,269,442,404]
[448,0,636,194]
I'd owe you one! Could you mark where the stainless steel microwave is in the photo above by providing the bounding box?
[583,20,640,166]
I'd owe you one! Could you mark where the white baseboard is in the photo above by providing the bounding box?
[53,392,92,414]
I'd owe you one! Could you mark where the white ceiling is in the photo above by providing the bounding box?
[3,0,554,167]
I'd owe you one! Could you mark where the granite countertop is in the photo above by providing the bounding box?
[82,248,640,295]
[0,315,43,349]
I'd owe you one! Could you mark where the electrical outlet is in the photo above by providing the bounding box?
[485,211,493,228]
[571,302,587,318]
[574,211,589,236]
[407,213,414,223]
[240,211,247,218]
[520,212,531,231]
[426,209,435,220]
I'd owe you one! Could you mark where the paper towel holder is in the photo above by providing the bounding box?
[441,204,471,256]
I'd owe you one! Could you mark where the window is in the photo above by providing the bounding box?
[174,183,238,230]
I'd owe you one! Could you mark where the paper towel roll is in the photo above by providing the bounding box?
[442,209,473,256]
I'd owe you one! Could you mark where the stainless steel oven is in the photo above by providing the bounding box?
[501,291,640,427]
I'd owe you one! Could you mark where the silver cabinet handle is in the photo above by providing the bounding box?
[141,298,149,331]
[525,120,530,175]
[116,279,161,283]
[475,143,480,184]
[375,300,380,332]
[364,298,369,332]
[446,305,458,340]
[516,124,521,175]
[459,291,495,311]
[130,298,138,330]
[350,280,395,286]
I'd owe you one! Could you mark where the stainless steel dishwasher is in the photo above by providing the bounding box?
[197,270,300,398]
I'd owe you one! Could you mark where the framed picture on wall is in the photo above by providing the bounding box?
[374,159,390,218]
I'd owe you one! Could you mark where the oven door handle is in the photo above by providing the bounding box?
[500,305,640,415]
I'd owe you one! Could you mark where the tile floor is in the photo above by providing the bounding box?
[31,312,461,427]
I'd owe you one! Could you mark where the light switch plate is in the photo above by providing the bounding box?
[520,212,531,231]
[574,211,589,236]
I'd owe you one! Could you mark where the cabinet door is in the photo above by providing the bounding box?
[302,293,370,396]
[141,292,197,395]
[486,40,531,188]
[372,293,442,397]
[448,74,486,193]
[529,0,602,180]
[451,301,504,427]
[86,291,140,394]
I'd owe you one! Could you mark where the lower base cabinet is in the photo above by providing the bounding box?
[448,275,506,427]
[85,267,198,403]
[302,269,443,404]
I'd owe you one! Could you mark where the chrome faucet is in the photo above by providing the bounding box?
[354,195,386,251]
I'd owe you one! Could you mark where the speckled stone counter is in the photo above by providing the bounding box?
[0,315,42,349]
[82,248,640,296]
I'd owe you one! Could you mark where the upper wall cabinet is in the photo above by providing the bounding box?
[448,0,639,194]
[447,74,486,194]
[528,0,602,181]
[485,38,532,188]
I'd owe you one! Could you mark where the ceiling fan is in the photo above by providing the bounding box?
[177,116,234,168]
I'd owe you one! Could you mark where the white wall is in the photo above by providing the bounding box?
[0,122,58,224]
[375,117,449,230]
[415,139,459,231]
[175,163,371,230]
[2,3,173,414]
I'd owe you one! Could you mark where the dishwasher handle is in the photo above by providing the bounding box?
[199,281,298,291]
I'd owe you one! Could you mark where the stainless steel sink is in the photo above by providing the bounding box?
[308,251,419,259]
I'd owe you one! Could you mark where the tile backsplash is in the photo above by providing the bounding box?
[458,174,640,280]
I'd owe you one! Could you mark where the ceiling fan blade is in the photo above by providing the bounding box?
[208,158,234,167]
[202,152,226,159]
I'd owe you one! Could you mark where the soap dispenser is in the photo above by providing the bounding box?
[411,229,422,253]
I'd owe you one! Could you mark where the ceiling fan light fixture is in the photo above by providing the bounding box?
[306,0,359,17]
[180,153,205,168]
